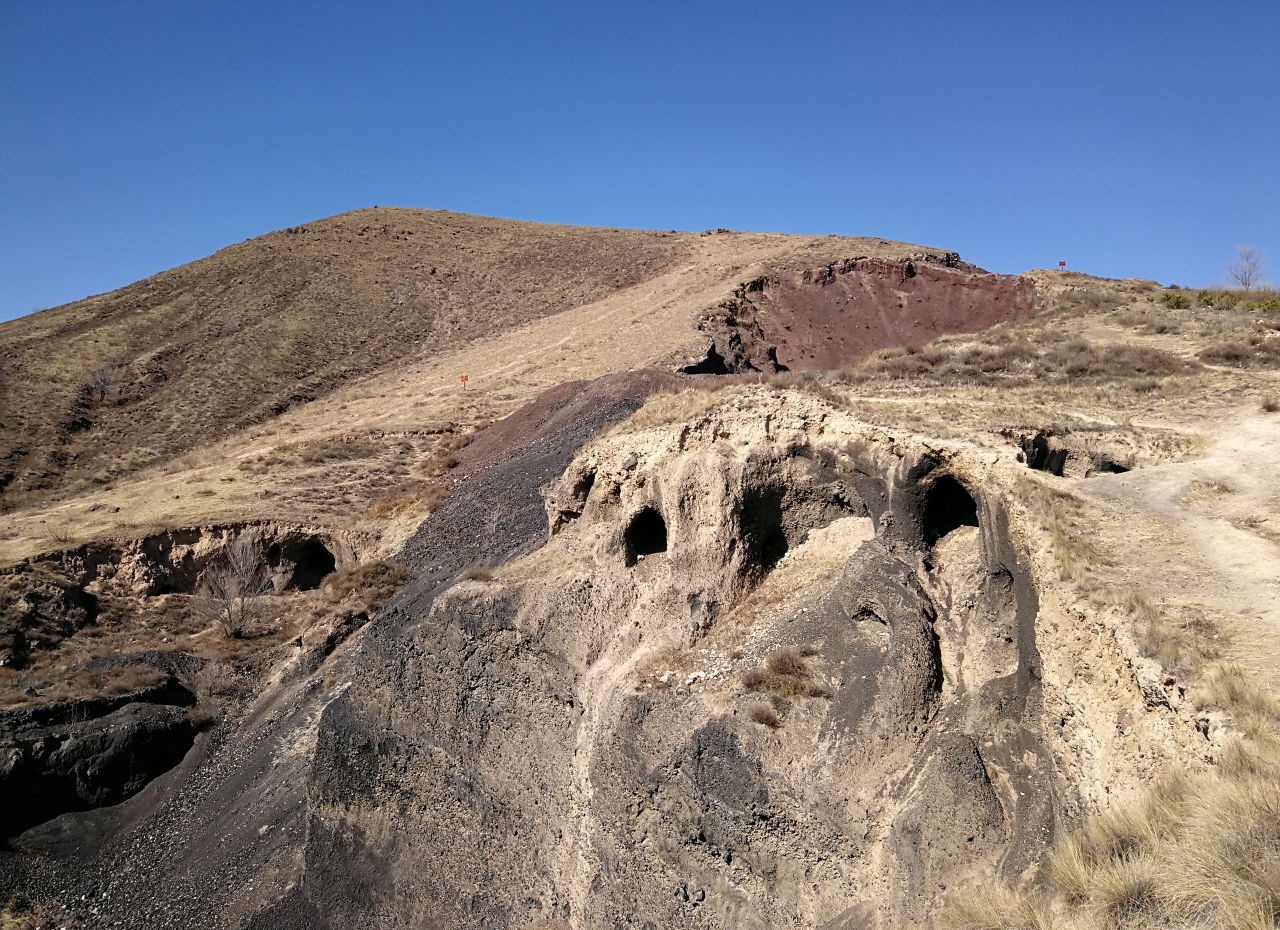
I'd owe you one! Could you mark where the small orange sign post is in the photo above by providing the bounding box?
[459,373,469,390]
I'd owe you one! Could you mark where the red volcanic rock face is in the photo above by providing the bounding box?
[689,257,1036,373]
[761,258,1035,371]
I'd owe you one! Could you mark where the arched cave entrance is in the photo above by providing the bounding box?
[921,475,979,547]
[624,507,668,566]
[741,486,790,573]
[268,537,337,590]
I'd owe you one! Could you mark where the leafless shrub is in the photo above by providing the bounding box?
[1262,396,1279,413]
[460,566,493,582]
[86,363,125,402]
[1227,245,1266,292]
[191,538,269,638]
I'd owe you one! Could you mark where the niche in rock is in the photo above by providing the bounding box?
[680,343,733,375]
[921,476,979,547]
[268,537,337,590]
[624,507,668,566]
[741,486,790,574]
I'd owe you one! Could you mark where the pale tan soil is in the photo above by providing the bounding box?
[3,227,1280,929]
[0,228,935,562]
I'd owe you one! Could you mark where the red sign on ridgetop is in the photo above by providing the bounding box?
[1059,261,1067,269]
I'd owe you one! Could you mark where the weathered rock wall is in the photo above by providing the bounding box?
[684,257,1035,374]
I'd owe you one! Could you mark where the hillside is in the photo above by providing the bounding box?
[0,209,695,503]
[0,210,1030,563]
[1,214,1278,930]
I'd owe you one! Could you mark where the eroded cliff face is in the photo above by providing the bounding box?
[280,390,1205,929]
[1,386,1214,930]
[682,257,1035,374]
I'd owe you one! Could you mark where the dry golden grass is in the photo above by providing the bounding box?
[747,702,782,729]
[322,559,411,610]
[947,719,1280,929]
[946,566,1280,930]
[740,646,821,699]
[1,663,166,709]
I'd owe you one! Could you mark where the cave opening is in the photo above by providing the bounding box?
[1020,431,1068,476]
[1089,454,1130,475]
[921,475,979,547]
[624,507,668,566]
[282,538,337,590]
[680,344,732,375]
[741,486,790,573]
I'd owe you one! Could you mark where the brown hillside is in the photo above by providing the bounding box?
[0,208,698,503]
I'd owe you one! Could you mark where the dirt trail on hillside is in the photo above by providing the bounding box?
[1084,410,1280,687]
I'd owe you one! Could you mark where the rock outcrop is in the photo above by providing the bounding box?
[1,385,1213,929]
[684,256,1035,373]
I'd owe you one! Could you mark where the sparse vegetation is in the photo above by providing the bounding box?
[741,646,818,698]
[748,702,782,728]
[1198,333,1280,369]
[460,566,494,582]
[323,560,411,610]
[1227,245,1267,292]
[190,537,270,638]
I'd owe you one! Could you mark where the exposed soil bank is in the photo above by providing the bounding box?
[1,523,362,669]
[685,256,1035,373]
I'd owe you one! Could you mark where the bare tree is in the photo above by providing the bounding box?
[1227,245,1266,291]
[192,538,270,638]
[86,363,125,402]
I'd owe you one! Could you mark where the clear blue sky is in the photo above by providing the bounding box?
[3,1,1278,321]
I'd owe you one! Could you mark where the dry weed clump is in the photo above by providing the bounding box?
[460,566,494,582]
[741,646,821,699]
[1198,333,1280,369]
[323,560,411,610]
[845,335,1200,388]
[747,702,782,729]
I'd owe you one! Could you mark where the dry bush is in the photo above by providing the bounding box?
[741,647,814,698]
[185,701,222,731]
[42,525,74,548]
[323,560,410,610]
[747,702,782,729]
[86,363,125,403]
[1261,396,1279,413]
[843,333,1199,388]
[190,537,269,638]
[765,646,808,676]
[1199,334,1280,369]
[460,566,494,582]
